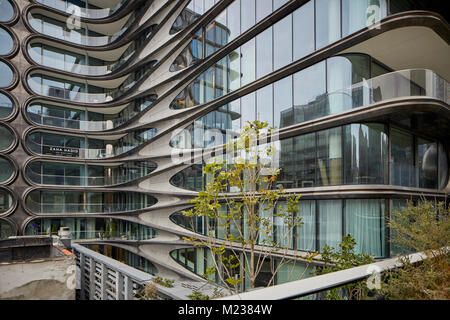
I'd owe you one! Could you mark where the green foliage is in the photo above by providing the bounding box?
[379,201,450,300]
[181,121,309,294]
[188,290,210,300]
[313,235,375,300]
[153,276,175,288]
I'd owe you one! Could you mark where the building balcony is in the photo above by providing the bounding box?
[25,190,157,215]
[25,129,157,159]
[25,160,157,187]
[35,0,127,20]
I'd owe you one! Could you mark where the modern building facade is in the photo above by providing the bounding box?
[0,0,449,292]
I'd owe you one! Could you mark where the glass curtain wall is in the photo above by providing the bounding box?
[170,54,392,150]
[171,198,388,257]
[170,0,389,110]
[170,123,445,191]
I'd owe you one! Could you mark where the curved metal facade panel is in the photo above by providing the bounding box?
[0,0,449,283]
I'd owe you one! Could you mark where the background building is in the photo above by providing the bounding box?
[0,0,449,290]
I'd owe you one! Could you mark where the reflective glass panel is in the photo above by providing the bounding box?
[0,61,14,87]
[0,157,13,183]
[0,124,14,151]
[0,92,13,119]
[0,27,14,56]
[0,0,14,22]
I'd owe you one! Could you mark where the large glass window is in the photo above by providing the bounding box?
[296,200,316,251]
[0,0,15,22]
[0,220,13,238]
[293,0,315,60]
[342,0,387,37]
[293,61,326,123]
[0,124,14,151]
[0,27,14,56]
[274,76,292,128]
[390,129,415,187]
[241,38,256,86]
[417,138,438,189]
[0,61,14,88]
[0,189,13,214]
[294,133,316,188]
[273,14,292,70]
[438,144,449,189]
[317,127,342,186]
[344,123,388,184]
[345,199,385,257]
[256,28,273,79]
[0,157,14,183]
[318,199,342,250]
[315,0,341,49]
[0,92,13,119]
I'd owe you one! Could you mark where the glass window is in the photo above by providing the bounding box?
[296,200,316,251]
[241,38,255,86]
[390,129,415,187]
[0,157,14,183]
[293,61,326,124]
[0,61,14,87]
[342,0,387,37]
[241,0,255,33]
[318,200,342,250]
[274,75,292,128]
[327,56,354,115]
[273,0,289,10]
[0,124,14,151]
[438,143,449,189]
[256,27,273,79]
[256,84,273,126]
[227,0,241,41]
[0,0,15,22]
[0,27,14,56]
[0,92,13,119]
[315,0,341,49]
[273,15,292,70]
[417,138,438,189]
[293,0,315,60]
[345,199,385,257]
[294,133,316,188]
[240,92,256,127]
[279,137,294,188]
[317,127,342,186]
[343,123,388,185]
[0,219,13,238]
[256,0,272,22]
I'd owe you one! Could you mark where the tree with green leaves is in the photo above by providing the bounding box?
[182,121,314,295]
[313,235,375,300]
[379,200,450,300]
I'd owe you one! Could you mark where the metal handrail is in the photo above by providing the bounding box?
[218,248,449,300]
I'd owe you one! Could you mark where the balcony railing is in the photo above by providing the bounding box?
[292,69,449,125]
[26,138,140,159]
[26,168,146,186]
[36,0,127,20]
[28,9,135,47]
[218,247,449,300]
[26,199,152,214]
[27,111,134,131]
